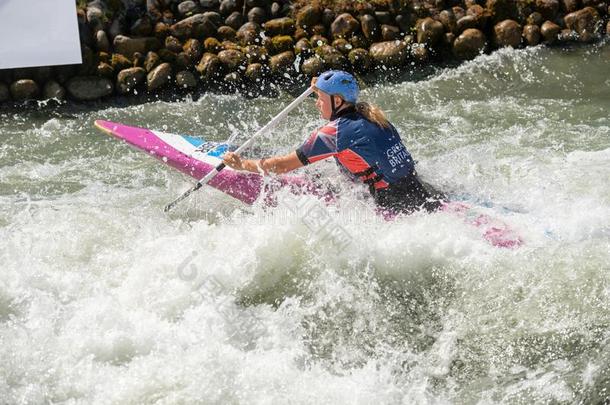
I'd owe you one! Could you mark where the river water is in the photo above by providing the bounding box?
[1,42,609,404]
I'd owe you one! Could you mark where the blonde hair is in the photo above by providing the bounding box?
[355,102,390,128]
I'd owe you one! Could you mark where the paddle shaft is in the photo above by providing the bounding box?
[164,87,314,212]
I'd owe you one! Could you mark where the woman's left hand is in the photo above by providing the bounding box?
[223,152,244,170]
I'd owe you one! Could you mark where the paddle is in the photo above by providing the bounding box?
[164,86,314,212]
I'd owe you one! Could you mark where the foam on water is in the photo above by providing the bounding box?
[1,43,609,403]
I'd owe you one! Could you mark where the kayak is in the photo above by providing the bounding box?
[94,120,522,248]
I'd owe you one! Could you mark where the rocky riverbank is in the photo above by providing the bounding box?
[0,0,608,105]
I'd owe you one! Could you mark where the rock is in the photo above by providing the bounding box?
[331,13,361,39]
[176,70,198,88]
[196,53,222,80]
[170,13,217,39]
[222,40,241,51]
[271,2,282,18]
[536,0,560,20]
[564,7,600,42]
[78,46,97,76]
[248,7,266,24]
[439,9,458,34]
[541,20,561,42]
[111,53,132,72]
[332,38,352,55]
[360,14,379,40]
[42,81,66,100]
[86,5,105,32]
[381,24,401,41]
[97,62,114,78]
[297,5,322,29]
[453,6,466,20]
[244,63,264,82]
[527,12,544,25]
[417,17,445,46]
[350,34,369,50]
[457,15,479,32]
[493,19,522,47]
[183,38,203,62]
[114,35,160,58]
[271,35,294,54]
[144,51,161,72]
[203,37,221,53]
[322,8,335,27]
[348,48,372,72]
[560,0,581,13]
[158,48,177,63]
[243,45,268,63]
[0,83,9,102]
[453,28,486,59]
[486,0,518,22]
[301,56,325,76]
[263,17,295,36]
[294,38,312,55]
[178,1,199,17]
[217,49,247,71]
[10,80,39,101]
[219,0,238,16]
[66,76,113,100]
[95,30,111,52]
[395,14,413,32]
[311,35,329,47]
[607,20,610,36]
[225,11,244,30]
[131,16,154,36]
[375,11,392,24]
[200,0,220,10]
[523,24,542,45]
[315,44,347,69]
[411,44,429,62]
[269,50,295,74]
[217,26,237,41]
[117,67,146,94]
[311,24,327,36]
[466,5,489,26]
[368,40,409,67]
[154,22,170,39]
[165,36,184,53]
[237,22,262,45]
[147,63,172,91]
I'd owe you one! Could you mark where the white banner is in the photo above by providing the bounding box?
[0,0,82,69]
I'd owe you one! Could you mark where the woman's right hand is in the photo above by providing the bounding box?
[223,152,244,170]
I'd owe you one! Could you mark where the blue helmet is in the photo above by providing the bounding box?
[315,70,359,104]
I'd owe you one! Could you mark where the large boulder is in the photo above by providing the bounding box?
[360,14,378,40]
[175,70,198,88]
[493,19,522,47]
[564,7,600,42]
[147,63,172,91]
[368,40,409,68]
[66,76,113,100]
[315,45,347,69]
[417,17,445,46]
[453,28,486,59]
[536,0,560,20]
[117,67,146,94]
[269,50,295,74]
[196,53,222,81]
[296,5,322,29]
[331,13,361,39]
[10,80,39,101]
[170,13,218,39]
[113,35,159,59]
[523,24,542,45]
[541,20,561,43]
[301,56,325,76]
[217,49,247,71]
[263,17,295,36]
[348,48,373,73]
[42,81,66,100]
[486,0,518,22]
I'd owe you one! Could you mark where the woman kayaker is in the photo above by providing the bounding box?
[222,70,443,214]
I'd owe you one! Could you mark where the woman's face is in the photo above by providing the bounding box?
[314,89,335,120]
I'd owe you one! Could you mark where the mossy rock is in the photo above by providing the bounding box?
[301,56,325,76]
[269,50,295,74]
[218,49,247,71]
[196,53,222,81]
[271,35,294,54]
[243,45,268,64]
[204,37,222,53]
[263,17,295,36]
[314,44,347,69]
[348,48,372,73]
[111,53,133,71]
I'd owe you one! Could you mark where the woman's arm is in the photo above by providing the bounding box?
[223,151,304,175]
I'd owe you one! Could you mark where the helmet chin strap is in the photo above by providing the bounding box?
[329,95,345,121]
